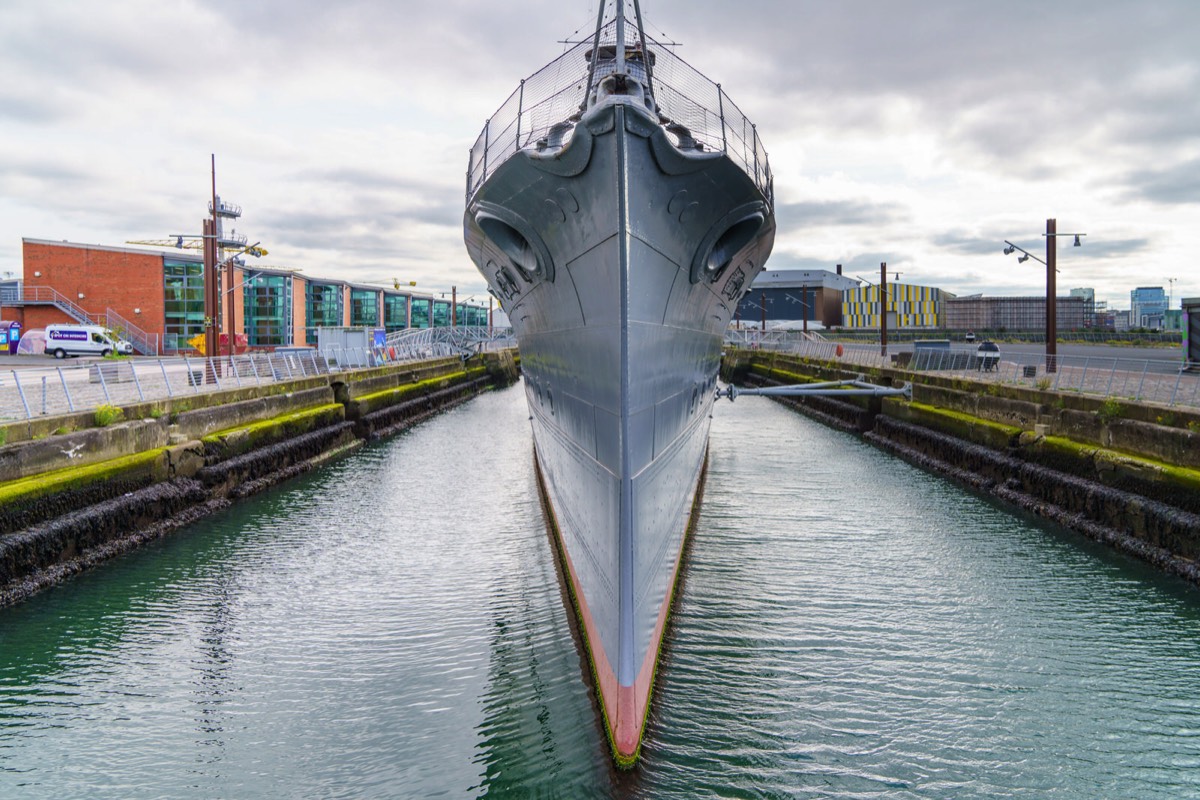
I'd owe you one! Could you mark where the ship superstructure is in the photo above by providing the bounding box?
[463,0,774,766]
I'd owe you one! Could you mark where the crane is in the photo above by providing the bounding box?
[126,237,268,258]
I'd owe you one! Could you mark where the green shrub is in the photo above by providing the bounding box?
[1097,398,1125,424]
[1156,412,1176,427]
[1189,421,1200,434]
[1035,377,1052,391]
[94,404,124,427]
[53,426,71,436]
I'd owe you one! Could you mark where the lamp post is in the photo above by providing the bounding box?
[1002,219,1086,373]
[880,261,888,357]
[784,292,811,333]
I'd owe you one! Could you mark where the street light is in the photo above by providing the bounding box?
[854,262,890,356]
[1001,218,1086,372]
[784,292,811,333]
[743,299,766,330]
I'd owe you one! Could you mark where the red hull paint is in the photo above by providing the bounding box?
[537,449,708,765]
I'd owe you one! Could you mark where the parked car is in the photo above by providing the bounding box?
[45,324,133,358]
[964,331,976,342]
[976,340,1000,371]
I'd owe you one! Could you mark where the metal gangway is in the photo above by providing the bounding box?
[383,326,516,360]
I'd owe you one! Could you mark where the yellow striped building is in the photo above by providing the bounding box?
[841,283,947,329]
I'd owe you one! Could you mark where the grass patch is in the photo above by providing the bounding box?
[1097,398,1125,424]
[94,404,123,427]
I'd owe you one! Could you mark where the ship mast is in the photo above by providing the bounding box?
[582,1,658,113]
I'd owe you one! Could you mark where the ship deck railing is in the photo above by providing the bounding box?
[466,16,772,204]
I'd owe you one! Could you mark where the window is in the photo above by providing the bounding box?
[432,300,452,327]
[163,258,205,352]
[244,274,291,346]
[306,282,343,345]
[383,294,408,332]
[350,289,379,327]
[409,298,431,328]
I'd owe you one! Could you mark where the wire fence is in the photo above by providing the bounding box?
[0,345,464,424]
[821,329,1183,347]
[466,14,771,201]
[728,333,1200,411]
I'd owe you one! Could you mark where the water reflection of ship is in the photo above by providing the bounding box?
[463,0,775,766]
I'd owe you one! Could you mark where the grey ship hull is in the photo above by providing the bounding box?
[465,98,774,763]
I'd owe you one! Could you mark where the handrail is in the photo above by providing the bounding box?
[466,17,771,203]
[105,309,159,355]
[13,285,103,325]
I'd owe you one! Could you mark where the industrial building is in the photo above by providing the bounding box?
[1,239,491,355]
[735,267,860,328]
[943,295,1092,332]
[841,282,949,330]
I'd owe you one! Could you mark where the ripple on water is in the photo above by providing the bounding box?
[3,386,1200,799]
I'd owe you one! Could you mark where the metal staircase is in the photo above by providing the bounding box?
[104,309,159,355]
[10,285,104,325]
[5,285,159,354]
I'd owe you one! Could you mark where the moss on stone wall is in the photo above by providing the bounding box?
[200,403,345,460]
[0,448,167,511]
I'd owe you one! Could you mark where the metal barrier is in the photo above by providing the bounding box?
[0,340,513,423]
[383,326,516,359]
[466,17,771,203]
[728,334,1200,411]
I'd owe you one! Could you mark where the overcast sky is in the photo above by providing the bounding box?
[2,0,1197,310]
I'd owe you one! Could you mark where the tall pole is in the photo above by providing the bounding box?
[212,156,223,361]
[451,285,457,328]
[880,261,888,357]
[803,286,809,333]
[202,218,218,372]
[760,291,766,329]
[1046,218,1057,373]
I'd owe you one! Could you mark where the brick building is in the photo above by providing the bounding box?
[1,239,489,355]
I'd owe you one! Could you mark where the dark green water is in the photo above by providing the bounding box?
[2,384,1200,798]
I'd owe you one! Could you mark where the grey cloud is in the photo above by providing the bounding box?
[776,199,909,231]
[933,232,1015,257]
[1119,158,1200,205]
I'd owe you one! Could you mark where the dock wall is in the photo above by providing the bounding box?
[0,351,520,606]
[724,349,1200,585]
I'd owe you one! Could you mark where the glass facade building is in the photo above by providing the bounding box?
[1131,287,1167,329]
[163,258,206,352]
[432,300,452,328]
[306,282,343,345]
[350,288,379,328]
[458,304,488,326]
[410,297,431,328]
[383,294,409,332]
[243,274,292,346]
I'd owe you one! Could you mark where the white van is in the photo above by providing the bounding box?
[45,324,134,359]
